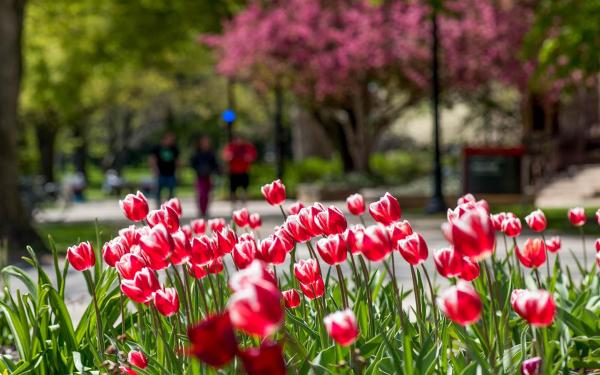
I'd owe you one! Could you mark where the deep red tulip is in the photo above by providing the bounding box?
[568,207,586,227]
[369,192,401,225]
[190,219,206,235]
[207,257,224,274]
[257,236,287,265]
[502,216,522,237]
[188,263,208,279]
[525,209,547,232]
[360,224,393,262]
[315,205,347,235]
[147,206,180,234]
[233,239,257,269]
[229,260,276,292]
[437,282,482,326]
[299,276,325,300]
[316,234,347,265]
[511,289,556,327]
[546,236,561,253]
[298,204,326,237]
[208,218,226,233]
[190,235,215,265]
[163,197,182,217]
[215,226,237,256]
[139,223,173,270]
[128,351,148,369]
[119,191,149,222]
[171,230,191,265]
[228,279,284,337]
[346,193,365,216]
[240,342,286,375]
[67,242,95,271]
[294,258,321,284]
[433,247,464,278]
[119,365,138,375]
[248,213,262,230]
[459,256,480,281]
[153,287,179,317]
[187,312,238,367]
[232,208,250,228]
[102,238,128,267]
[116,253,146,280]
[388,220,413,244]
[282,289,301,308]
[120,267,160,303]
[261,179,286,206]
[397,232,429,265]
[119,225,140,247]
[288,201,305,215]
[451,206,495,261]
[324,309,359,346]
[521,357,542,375]
[344,224,365,254]
[516,238,546,268]
[284,215,312,243]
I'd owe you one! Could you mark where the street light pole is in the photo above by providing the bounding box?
[426,2,447,213]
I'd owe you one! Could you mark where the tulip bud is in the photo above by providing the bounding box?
[511,289,556,327]
[315,206,348,235]
[516,238,546,269]
[299,277,325,300]
[282,289,301,309]
[67,242,95,271]
[116,253,147,280]
[397,232,429,265]
[346,193,365,216]
[490,212,508,232]
[568,207,586,227]
[153,287,179,317]
[248,213,262,230]
[147,206,180,234]
[233,239,257,270]
[344,224,365,254]
[388,220,413,243]
[360,224,393,262]
[437,282,482,326]
[521,357,542,375]
[257,236,287,265]
[525,209,547,232]
[162,197,182,217]
[433,247,464,278]
[171,230,191,265]
[459,256,480,281]
[229,260,276,292]
[284,215,312,243]
[323,309,359,346]
[261,179,286,206]
[119,225,140,247]
[190,219,206,235]
[232,208,250,228]
[187,312,238,367]
[119,191,149,222]
[190,235,215,266]
[298,204,325,236]
[294,258,321,285]
[228,280,284,337]
[369,192,401,225]
[288,201,305,215]
[239,341,286,375]
[316,234,347,265]
[215,226,237,256]
[102,238,129,267]
[139,223,173,270]
[457,193,476,205]
[451,206,495,261]
[208,218,226,233]
[128,350,148,369]
[545,236,561,253]
[502,216,522,237]
[121,267,160,303]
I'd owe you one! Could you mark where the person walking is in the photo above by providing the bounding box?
[149,132,179,206]
[222,135,257,206]
[190,135,219,218]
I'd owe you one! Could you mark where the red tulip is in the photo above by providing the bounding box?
[120,267,160,303]
[525,209,547,232]
[397,232,429,265]
[257,236,287,265]
[190,218,206,235]
[233,239,257,269]
[344,224,365,254]
[139,223,173,270]
[451,206,495,261]
[360,224,393,262]
[153,287,179,317]
[457,193,476,205]
[298,204,326,236]
[388,220,413,244]
[288,201,305,215]
[181,224,192,239]
[516,238,546,268]
[459,256,480,281]
[188,263,208,279]
[248,213,262,230]
[119,366,138,375]
[316,234,347,265]
[232,208,250,228]
[450,199,490,219]
[490,212,508,232]
[369,192,401,225]
[546,236,561,253]
[171,230,191,265]
[229,260,276,292]
[511,289,556,327]
[128,350,148,369]
[261,179,286,206]
[294,258,320,284]
[596,208,600,226]
[282,215,310,243]
[346,193,365,216]
[502,216,522,237]
[299,276,325,300]
[315,205,348,235]
[521,357,542,375]
[102,238,128,267]
[119,225,140,247]
[119,191,149,222]
[67,242,95,271]
[116,253,146,280]
[187,312,238,367]
[208,218,226,233]
[282,289,301,308]
[568,207,586,227]
[437,282,482,326]
[190,235,215,265]
[207,257,224,274]
[433,247,464,278]
[147,206,180,234]
[215,226,237,256]
[239,342,286,375]
[228,279,284,337]
[162,197,182,217]
[323,309,359,346]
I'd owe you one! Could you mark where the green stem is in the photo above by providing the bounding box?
[84,270,105,358]
[335,264,349,309]
[409,265,423,344]
[580,226,587,272]
[482,261,501,365]
[117,274,126,338]
[420,264,439,335]
[358,256,375,335]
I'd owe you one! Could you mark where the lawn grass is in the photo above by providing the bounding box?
[36,222,121,253]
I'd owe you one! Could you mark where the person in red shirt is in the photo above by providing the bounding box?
[222,135,257,204]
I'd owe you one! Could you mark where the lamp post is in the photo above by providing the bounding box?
[221,109,236,143]
[426,1,447,213]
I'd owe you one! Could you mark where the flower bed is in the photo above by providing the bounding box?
[0,181,598,374]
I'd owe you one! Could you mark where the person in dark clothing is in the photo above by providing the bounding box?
[190,135,219,218]
[149,132,179,206]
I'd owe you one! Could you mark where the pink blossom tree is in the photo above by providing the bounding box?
[204,0,537,173]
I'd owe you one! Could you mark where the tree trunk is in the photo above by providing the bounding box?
[72,123,88,179]
[34,114,58,183]
[0,0,46,256]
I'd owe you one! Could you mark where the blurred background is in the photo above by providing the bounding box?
[0,0,598,254]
